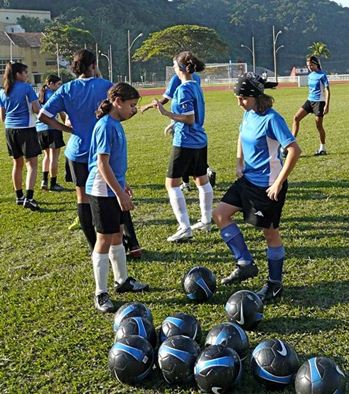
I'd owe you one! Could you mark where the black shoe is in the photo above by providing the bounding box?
[23,198,40,211]
[94,292,117,313]
[221,263,259,285]
[115,276,149,293]
[50,183,65,192]
[256,280,283,304]
[16,196,25,206]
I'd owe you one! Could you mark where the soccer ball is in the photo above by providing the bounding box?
[295,356,346,394]
[182,266,217,302]
[113,302,153,331]
[251,338,300,390]
[114,316,157,348]
[159,312,201,343]
[108,335,154,384]
[205,321,250,361]
[225,290,264,331]
[194,344,242,393]
[158,335,201,385]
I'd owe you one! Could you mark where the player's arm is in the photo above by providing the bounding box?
[324,86,330,115]
[38,112,72,133]
[153,98,194,125]
[31,100,41,114]
[266,141,301,201]
[141,97,169,113]
[236,134,244,178]
[0,107,5,122]
[97,154,134,211]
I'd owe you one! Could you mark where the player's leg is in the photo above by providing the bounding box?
[192,173,213,232]
[123,211,142,258]
[49,148,64,191]
[292,107,308,138]
[41,148,49,190]
[12,157,24,204]
[23,156,40,211]
[314,115,327,155]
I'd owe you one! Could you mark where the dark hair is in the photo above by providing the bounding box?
[3,62,28,95]
[255,93,274,114]
[174,51,205,74]
[38,74,61,104]
[71,49,96,77]
[307,55,321,70]
[96,82,140,119]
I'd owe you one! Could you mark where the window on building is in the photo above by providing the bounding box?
[33,74,42,85]
[33,61,37,67]
[45,60,56,66]
[0,59,22,75]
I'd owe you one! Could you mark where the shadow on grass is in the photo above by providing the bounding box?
[141,250,231,264]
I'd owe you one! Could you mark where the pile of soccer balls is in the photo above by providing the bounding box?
[108,266,346,393]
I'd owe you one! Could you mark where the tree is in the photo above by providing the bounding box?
[308,41,330,58]
[41,20,94,59]
[133,25,229,62]
[16,16,51,32]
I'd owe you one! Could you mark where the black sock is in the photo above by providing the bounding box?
[50,177,57,187]
[43,171,49,182]
[77,203,96,252]
[26,190,34,200]
[16,189,23,198]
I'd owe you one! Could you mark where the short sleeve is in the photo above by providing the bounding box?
[267,113,295,149]
[164,75,181,99]
[40,86,65,118]
[176,85,195,115]
[322,74,329,88]
[95,121,113,156]
[26,84,38,103]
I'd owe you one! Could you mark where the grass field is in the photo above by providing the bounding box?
[0,85,348,393]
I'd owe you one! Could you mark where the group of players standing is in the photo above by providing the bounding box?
[0,49,330,313]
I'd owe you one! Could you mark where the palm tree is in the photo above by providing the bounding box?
[308,42,330,59]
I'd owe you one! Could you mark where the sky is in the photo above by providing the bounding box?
[333,0,349,6]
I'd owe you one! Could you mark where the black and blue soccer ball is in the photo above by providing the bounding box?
[225,290,264,331]
[295,356,346,394]
[205,321,250,361]
[159,312,201,343]
[114,316,157,348]
[251,338,299,390]
[194,344,242,393]
[108,335,154,384]
[182,266,217,302]
[113,302,153,332]
[158,335,201,385]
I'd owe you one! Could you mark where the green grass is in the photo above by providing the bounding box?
[0,85,348,393]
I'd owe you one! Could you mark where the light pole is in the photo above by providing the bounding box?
[272,26,284,83]
[99,45,113,82]
[241,36,255,73]
[128,30,143,84]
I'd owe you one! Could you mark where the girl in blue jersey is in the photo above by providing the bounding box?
[153,51,214,242]
[213,72,301,303]
[36,74,65,191]
[292,56,330,155]
[38,49,113,253]
[86,83,149,313]
[0,62,41,211]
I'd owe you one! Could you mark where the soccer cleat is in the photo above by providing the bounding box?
[94,292,116,313]
[16,196,25,206]
[314,149,327,156]
[115,277,149,293]
[221,263,259,285]
[41,180,48,190]
[128,246,142,259]
[207,168,216,188]
[191,220,212,232]
[23,198,40,211]
[256,280,283,304]
[180,182,191,192]
[68,216,81,231]
[50,183,65,192]
[167,227,193,242]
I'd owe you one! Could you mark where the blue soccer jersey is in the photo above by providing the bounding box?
[164,73,201,100]
[240,108,295,187]
[36,89,54,132]
[0,81,38,128]
[171,80,207,148]
[86,115,127,197]
[307,71,329,101]
[40,77,113,163]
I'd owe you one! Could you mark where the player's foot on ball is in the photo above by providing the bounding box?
[256,280,283,304]
[94,292,117,313]
[191,220,211,232]
[115,277,149,293]
[23,198,40,211]
[16,195,25,206]
[221,263,259,285]
[41,180,48,190]
[314,149,327,156]
[167,227,193,242]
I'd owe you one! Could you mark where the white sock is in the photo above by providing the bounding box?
[320,143,326,151]
[109,244,128,285]
[197,182,213,224]
[168,187,190,229]
[92,251,109,296]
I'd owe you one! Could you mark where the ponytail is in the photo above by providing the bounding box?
[95,82,140,119]
[71,49,96,77]
[3,62,28,95]
[175,51,205,74]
